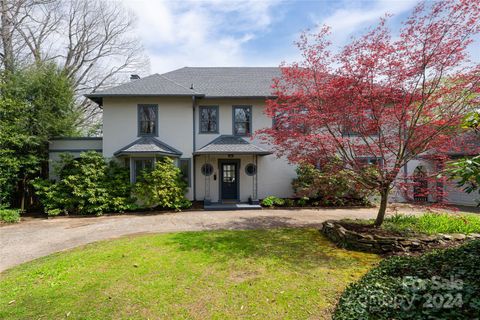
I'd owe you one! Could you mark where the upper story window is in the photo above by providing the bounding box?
[272,111,286,131]
[356,157,383,167]
[342,110,379,137]
[233,105,252,136]
[138,104,158,136]
[272,108,310,134]
[199,106,219,133]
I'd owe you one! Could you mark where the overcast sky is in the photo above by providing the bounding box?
[121,0,476,75]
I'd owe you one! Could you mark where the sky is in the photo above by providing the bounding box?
[120,0,473,75]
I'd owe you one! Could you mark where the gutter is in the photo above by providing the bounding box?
[192,95,197,201]
[83,93,205,107]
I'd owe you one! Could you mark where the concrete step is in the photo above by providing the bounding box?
[204,203,262,211]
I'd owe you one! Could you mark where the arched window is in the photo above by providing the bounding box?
[413,166,428,202]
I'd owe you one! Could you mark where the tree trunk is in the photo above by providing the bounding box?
[374,189,389,227]
[20,177,26,212]
[0,0,14,72]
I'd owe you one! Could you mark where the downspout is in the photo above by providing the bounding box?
[192,95,197,201]
[255,154,258,201]
[403,121,408,200]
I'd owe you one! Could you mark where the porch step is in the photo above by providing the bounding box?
[204,203,262,211]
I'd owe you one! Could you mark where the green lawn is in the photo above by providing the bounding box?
[0,229,379,319]
[345,212,480,235]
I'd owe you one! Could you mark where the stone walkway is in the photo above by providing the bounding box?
[0,207,396,272]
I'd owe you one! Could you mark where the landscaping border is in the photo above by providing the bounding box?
[320,220,480,254]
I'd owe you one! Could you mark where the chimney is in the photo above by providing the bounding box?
[130,74,140,81]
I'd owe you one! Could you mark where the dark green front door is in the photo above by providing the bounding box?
[221,162,238,200]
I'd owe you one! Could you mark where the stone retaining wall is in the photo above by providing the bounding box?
[320,220,480,254]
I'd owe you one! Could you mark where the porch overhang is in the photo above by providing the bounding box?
[193,135,272,156]
[114,137,182,157]
[193,151,271,156]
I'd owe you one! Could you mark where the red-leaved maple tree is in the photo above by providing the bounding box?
[260,0,480,226]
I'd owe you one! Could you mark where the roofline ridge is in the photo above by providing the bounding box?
[90,73,161,95]
[157,74,202,95]
[171,66,280,69]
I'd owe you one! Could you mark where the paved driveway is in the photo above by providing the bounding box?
[0,207,386,272]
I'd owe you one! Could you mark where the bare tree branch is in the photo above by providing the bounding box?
[0,0,150,131]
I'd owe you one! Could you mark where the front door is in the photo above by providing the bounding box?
[220,162,238,201]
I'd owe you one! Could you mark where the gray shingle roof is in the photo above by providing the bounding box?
[194,135,272,155]
[114,137,182,157]
[161,67,280,98]
[87,73,199,102]
[86,67,281,104]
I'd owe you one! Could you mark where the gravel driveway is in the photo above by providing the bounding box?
[0,207,386,272]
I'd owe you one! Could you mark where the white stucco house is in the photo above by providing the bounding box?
[49,67,479,208]
[49,67,296,208]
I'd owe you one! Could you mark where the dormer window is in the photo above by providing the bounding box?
[138,104,158,136]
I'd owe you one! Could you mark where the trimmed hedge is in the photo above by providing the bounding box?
[334,240,480,319]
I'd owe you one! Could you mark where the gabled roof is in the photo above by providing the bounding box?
[114,137,182,157]
[85,67,281,105]
[193,135,272,155]
[86,73,202,104]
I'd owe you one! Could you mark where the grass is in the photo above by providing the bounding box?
[0,229,379,319]
[345,212,480,235]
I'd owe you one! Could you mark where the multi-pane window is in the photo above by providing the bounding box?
[342,110,379,137]
[134,158,154,182]
[222,164,236,182]
[272,111,286,130]
[272,108,309,134]
[356,157,383,167]
[199,106,218,133]
[233,106,252,136]
[178,158,191,187]
[138,104,158,136]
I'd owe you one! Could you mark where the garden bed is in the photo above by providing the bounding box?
[321,217,480,255]
[334,240,480,319]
